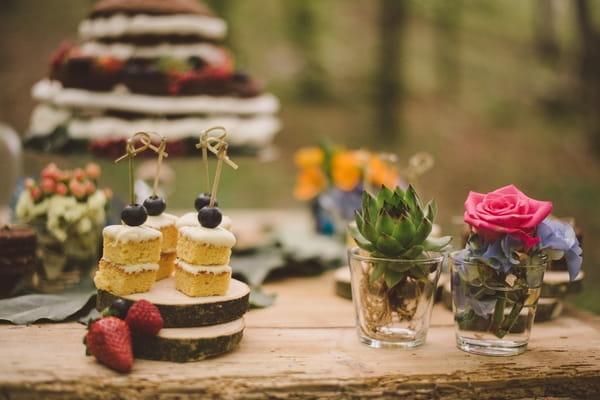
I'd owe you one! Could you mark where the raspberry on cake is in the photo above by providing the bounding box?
[94,224,162,295]
[175,224,236,297]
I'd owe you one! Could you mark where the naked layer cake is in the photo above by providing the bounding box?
[25,0,280,156]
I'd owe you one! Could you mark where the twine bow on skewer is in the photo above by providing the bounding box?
[195,127,238,208]
[115,131,169,204]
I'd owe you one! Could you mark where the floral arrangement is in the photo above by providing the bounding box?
[454,184,582,338]
[15,162,111,244]
[293,142,433,235]
[293,144,400,201]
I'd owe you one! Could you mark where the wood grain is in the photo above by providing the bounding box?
[97,277,250,328]
[1,270,599,399]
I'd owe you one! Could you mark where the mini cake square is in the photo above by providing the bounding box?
[144,213,178,252]
[143,213,178,281]
[94,258,158,295]
[102,225,162,265]
[177,226,235,266]
[156,251,177,280]
[174,260,231,297]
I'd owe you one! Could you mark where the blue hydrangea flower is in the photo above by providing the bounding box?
[537,218,583,281]
[467,234,523,274]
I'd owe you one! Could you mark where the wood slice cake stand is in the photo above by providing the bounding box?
[97,277,250,327]
[133,318,245,362]
[96,277,250,362]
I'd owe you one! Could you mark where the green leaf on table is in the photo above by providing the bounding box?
[0,277,97,325]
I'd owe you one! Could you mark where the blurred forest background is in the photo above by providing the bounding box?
[1,0,599,313]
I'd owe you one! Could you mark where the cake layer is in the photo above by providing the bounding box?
[79,14,227,41]
[80,41,228,62]
[156,251,176,281]
[32,79,279,115]
[144,213,178,252]
[177,226,235,266]
[102,225,162,265]
[94,258,157,295]
[174,261,231,297]
[89,0,214,18]
[0,225,37,257]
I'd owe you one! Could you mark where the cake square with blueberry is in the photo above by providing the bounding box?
[94,224,162,295]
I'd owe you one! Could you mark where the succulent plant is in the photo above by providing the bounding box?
[349,185,451,288]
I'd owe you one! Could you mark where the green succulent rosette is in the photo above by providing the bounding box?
[348,185,451,288]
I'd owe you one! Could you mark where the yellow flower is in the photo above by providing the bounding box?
[294,166,328,200]
[331,151,362,191]
[294,147,324,168]
[366,155,398,189]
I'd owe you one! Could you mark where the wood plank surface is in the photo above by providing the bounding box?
[2,271,600,399]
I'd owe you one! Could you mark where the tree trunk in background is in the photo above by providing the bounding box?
[283,0,329,101]
[535,0,560,66]
[434,0,462,98]
[574,0,600,154]
[375,0,406,143]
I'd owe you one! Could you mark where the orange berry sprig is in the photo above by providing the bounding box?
[25,162,105,203]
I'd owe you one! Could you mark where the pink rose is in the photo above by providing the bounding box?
[464,185,552,250]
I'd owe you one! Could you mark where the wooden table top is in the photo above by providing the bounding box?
[1,269,600,399]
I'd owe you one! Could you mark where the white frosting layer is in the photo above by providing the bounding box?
[79,14,227,41]
[175,259,231,275]
[32,79,280,115]
[27,104,280,147]
[176,212,232,230]
[117,262,159,273]
[103,224,162,243]
[29,104,70,134]
[80,41,229,63]
[144,213,177,229]
[179,225,236,247]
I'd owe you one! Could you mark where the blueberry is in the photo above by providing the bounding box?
[121,204,148,226]
[232,70,250,83]
[198,207,222,228]
[194,193,217,211]
[143,196,166,216]
[188,56,206,70]
[110,298,133,320]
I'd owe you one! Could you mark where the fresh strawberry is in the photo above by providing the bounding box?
[125,300,163,336]
[85,317,133,373]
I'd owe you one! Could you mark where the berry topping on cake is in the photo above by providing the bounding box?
[194,193,217,211]
[125,299,163,336]
[143,195,166,216]
[198,206,222,228]
[121,204,148,226]
[85,316,133,373]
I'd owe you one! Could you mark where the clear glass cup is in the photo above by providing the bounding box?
[347,247,443,348]
[449,251,547,356]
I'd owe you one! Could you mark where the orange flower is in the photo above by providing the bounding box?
[331,151,362,191]
[366,155,398,189]
[294,166,328,200]
[294,147,324,168]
